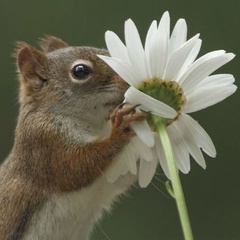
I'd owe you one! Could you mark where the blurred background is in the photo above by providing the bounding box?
[0,0,239,239]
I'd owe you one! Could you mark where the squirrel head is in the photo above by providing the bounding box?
[15,36,129,126]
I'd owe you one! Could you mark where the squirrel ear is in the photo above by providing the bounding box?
[39,35,69,53]
[16,43,47,93]
[17,43,46,78]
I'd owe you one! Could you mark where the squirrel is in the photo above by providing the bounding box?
[0,36,145,240]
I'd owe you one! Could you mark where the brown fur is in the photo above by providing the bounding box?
[0,36,144,239]
[38,35,69,54]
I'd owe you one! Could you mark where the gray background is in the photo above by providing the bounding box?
[0,1,239,239]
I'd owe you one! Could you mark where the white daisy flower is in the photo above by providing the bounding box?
[99,11,237,186]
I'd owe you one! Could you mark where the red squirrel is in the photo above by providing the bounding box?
[0,36,145,240]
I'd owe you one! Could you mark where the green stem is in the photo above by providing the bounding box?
[152,115,193,240]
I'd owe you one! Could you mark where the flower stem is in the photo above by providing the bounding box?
[152,115,194,240]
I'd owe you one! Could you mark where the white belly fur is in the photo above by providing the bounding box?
[23,173,135,240]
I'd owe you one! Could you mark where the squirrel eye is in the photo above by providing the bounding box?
[71,64,92,80]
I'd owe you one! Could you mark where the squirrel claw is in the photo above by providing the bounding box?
[110,104,145,137]
[117,102,127,109]
[116,102,141,110]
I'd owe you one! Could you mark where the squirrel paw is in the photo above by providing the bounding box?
[110,103,145,137]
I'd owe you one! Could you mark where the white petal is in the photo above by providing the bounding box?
[105,31,129,62]
[179,50,225,82]
[124,144,138,175]
[168,18,187,59]
[184,84,237,113]
[180,113,216,157]
[175,115,207,168]
[145,20,158,53]
[138,156,158,188]
[158,11,170,38]
[167,122,191,173]
[133,137,153,162]
[131,120,155,148]
[197,74,235,88]
[125,86,177,118]
[187,142,206,169]
[147,13,169,78]
[145,20,158,78]
[155,135,170,179]
[164,34,200,81]
[125,19,148,80]
[106,148,130,182]
[180,51,235,93]
[174,143,191,174]
[148,32,168,78]
[178,50,225,86]
[176,39,202,81]
[98,55,139,86]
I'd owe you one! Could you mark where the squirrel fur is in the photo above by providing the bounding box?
[0,36,145,240]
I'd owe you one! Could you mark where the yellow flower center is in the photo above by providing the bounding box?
[137,78,186,127]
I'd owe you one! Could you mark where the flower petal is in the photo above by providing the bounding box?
[131,136,153,161]
[97,55,139,86]
[145,20,158,51]
[105,147,130,182]
[124,144,138,175]
[125,19,148,80]
[197,74,235,88]
[180,113,216,158]
[168,18,187,59]
[179,51,235,93]
[168,122,191,173]
[175,115,207,168]
[176,39,202,81]
[105,31,129,62]
[185,141,206,169]
[138,156,158,188]
[125,86,177,118]
[178,50,225,86]
[179,50,225,83]
[164,34,200,81]
[158,11,170,38]
[147,12,169,77]
[131,120,155,148]
[184,84,237,113]
[145,20,158,78]
[155,135,170,179]
[174,143,191,174]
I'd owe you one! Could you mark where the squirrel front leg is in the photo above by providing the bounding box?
[52,104,145,192]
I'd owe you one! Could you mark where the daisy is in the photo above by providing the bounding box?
[98,11,237,187]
